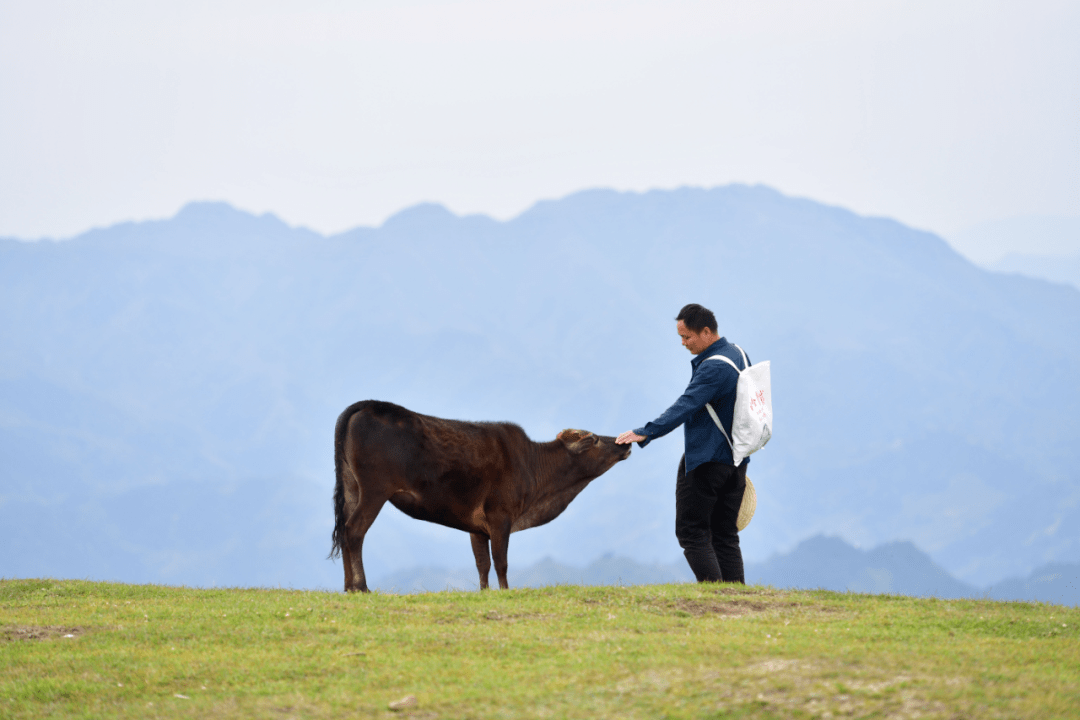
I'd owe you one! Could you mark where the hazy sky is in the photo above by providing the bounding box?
[2,0,1078,249]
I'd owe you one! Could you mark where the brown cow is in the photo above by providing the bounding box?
[329,400,631,592]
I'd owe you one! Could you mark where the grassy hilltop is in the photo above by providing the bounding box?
[2,579,1078,719]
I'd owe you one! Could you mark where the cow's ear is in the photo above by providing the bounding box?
[558,429,595,453]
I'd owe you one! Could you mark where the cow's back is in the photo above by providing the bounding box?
[342,400,527,487]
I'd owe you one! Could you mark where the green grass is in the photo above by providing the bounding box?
[1,578,1078,719]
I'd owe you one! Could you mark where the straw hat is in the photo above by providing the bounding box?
[737,476,757,531]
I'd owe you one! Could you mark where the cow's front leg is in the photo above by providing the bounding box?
[489,519,513,590]
[470,533,491,590]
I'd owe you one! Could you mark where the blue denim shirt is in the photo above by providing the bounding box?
[633,337,749,473]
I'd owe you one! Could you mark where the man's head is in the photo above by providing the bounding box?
[676,303,719,354]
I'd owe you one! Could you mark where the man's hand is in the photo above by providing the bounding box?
[616,430,645,445]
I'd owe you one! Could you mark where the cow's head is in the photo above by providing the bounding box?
[557,429,631,477]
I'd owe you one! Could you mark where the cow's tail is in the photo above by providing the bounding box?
[329,402,363,560]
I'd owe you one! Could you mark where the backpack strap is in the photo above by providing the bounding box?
[705,402,735,453]
[703,349,744,453]
[705,354,741,372]
[732,343,749,368]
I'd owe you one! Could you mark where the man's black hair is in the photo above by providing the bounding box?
[676,303,718,334]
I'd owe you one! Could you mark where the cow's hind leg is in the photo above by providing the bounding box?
[343,490,389,593]
[342,541,355,590]
[470,533,492,590]
[489,519,513,590]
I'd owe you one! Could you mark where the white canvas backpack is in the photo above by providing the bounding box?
[704,345,773,466]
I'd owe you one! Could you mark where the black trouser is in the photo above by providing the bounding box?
[675,456,746,584]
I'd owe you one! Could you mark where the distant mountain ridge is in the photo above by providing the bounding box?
[2,186,1078,591]
[988,252,1080,291]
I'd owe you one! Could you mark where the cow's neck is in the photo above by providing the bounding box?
[510,442,598,533]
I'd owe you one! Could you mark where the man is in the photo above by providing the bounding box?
[616,303,749,584]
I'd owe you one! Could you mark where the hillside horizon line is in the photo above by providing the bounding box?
[3,184,942,247]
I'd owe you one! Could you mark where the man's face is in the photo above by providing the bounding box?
[677,320,715,355]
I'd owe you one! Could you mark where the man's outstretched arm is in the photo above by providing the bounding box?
[615,362,728,447]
